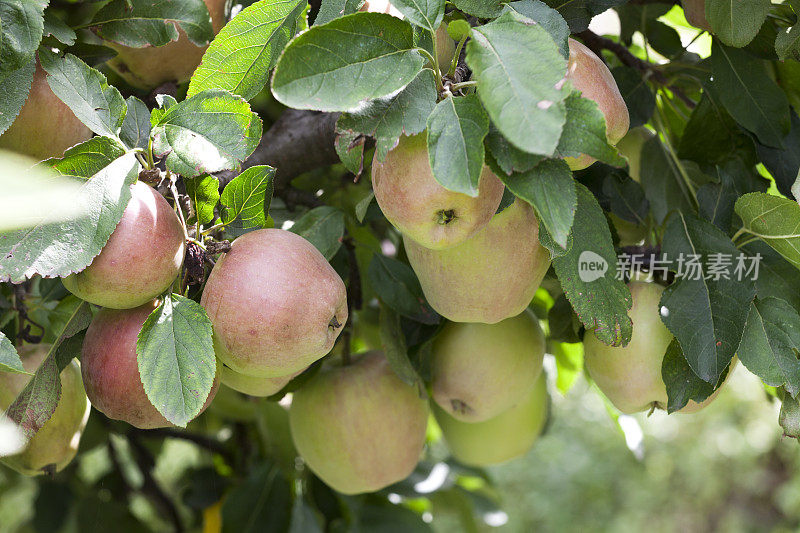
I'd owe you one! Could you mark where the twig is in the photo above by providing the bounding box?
[577,30,697,109]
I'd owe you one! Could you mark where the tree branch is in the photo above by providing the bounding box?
[576,29,697,109]
[243,109,341,187]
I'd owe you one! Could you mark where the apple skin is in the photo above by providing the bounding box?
[405,199,550,324]
[105,0,227,90]
[432,309,545,422]
[200,229,348,378]
[434,372,548,467]
[583,281,735,414]
[62,181,186,310]
[220,364,301,397]
[0,60,92,161]
[682,0,712,31]
[615,126,653,183]
[564,39,630,171]
[372,132,505,250]
[288,351,429,495]
[81,302,220,429]
[0,344,90,476]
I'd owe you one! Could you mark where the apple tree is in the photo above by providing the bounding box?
[1,0,799,530]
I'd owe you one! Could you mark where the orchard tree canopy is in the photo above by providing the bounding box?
[1,0,800,531]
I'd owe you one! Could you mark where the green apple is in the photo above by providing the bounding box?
[405,199,550,323]
[81,302,219,429]
[372,132,505,250]
[0,60,92,161]
[201,229,348,378]
[220,364,300,397]
[615,127,654,183]
[583,281,734,414]
[105,0,228,90]
[432,309,545,422]
[63,181,186,309]
[0,344,90,475]
[564,38,630,171]
[289,351,429,494]
[434,373,548,467]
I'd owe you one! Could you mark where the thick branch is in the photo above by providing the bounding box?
[577,30,696,109]
[243,109,340,187]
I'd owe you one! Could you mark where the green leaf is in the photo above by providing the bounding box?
[4,301,91,440]
[660,213,755,384]
[738,297,800,397]
[555,91,626,167]
[452,0,504,17]
[151,89,263,178]
[0,332,28,375]
[90,0,214,47]
[333,127,365,174]
[484,125,544,175]
[355,190,374,223]
[0,153,140,283]
[551,342,583,394]
[337,69,437,162]
[661,339,716,413]
[546,183,632,346]
[499,159,576,249]
[611,66,655,129]
[735,192,800,271]
[188,0,306,101]
[38,50,127,140]
[220,166,275,228]
[696,182,736,233]
[678,92,746,165]
[290,206,345,260]
[221,463,292,533]
[602,171,649,225]
[776,24,800,61]
[505,0,570,58]
[43,10,77,46]
[639,136,694,223]
[271,12,426,112]
[425,94,489,197]
[368,253,439,324]
[314,0,364,25]
[137,293,217,427]
[466,11,569,156]
[710,41,790,148]
[0,0,45,74]
[391,0,445,32]
[706,0,770,48]
[0,58,34,135]
[120,97,151,150]
[45,137,127,178]
[379,305,425,392]
[186,175,221,225]
[744,241,800,312]
[756,112,800,197]
[780,390,800,439]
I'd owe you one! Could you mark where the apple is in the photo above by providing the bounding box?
[583,280,735,414]
[0,344,90,475]
[405,199,550,323]
[372,132,505,250]
[289,351,429,494]
[434,372,548,467]
[615,127,654,183]
[62,181,186,309]
[81,302,219,429]
[0,60,92,161]
[564,38,630,171]
[432,309,545,422]
[360,1,455,70]
[682,0,712,32]
[220,364,300,397]
[105,0,228,90]
[200,229,348,378]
